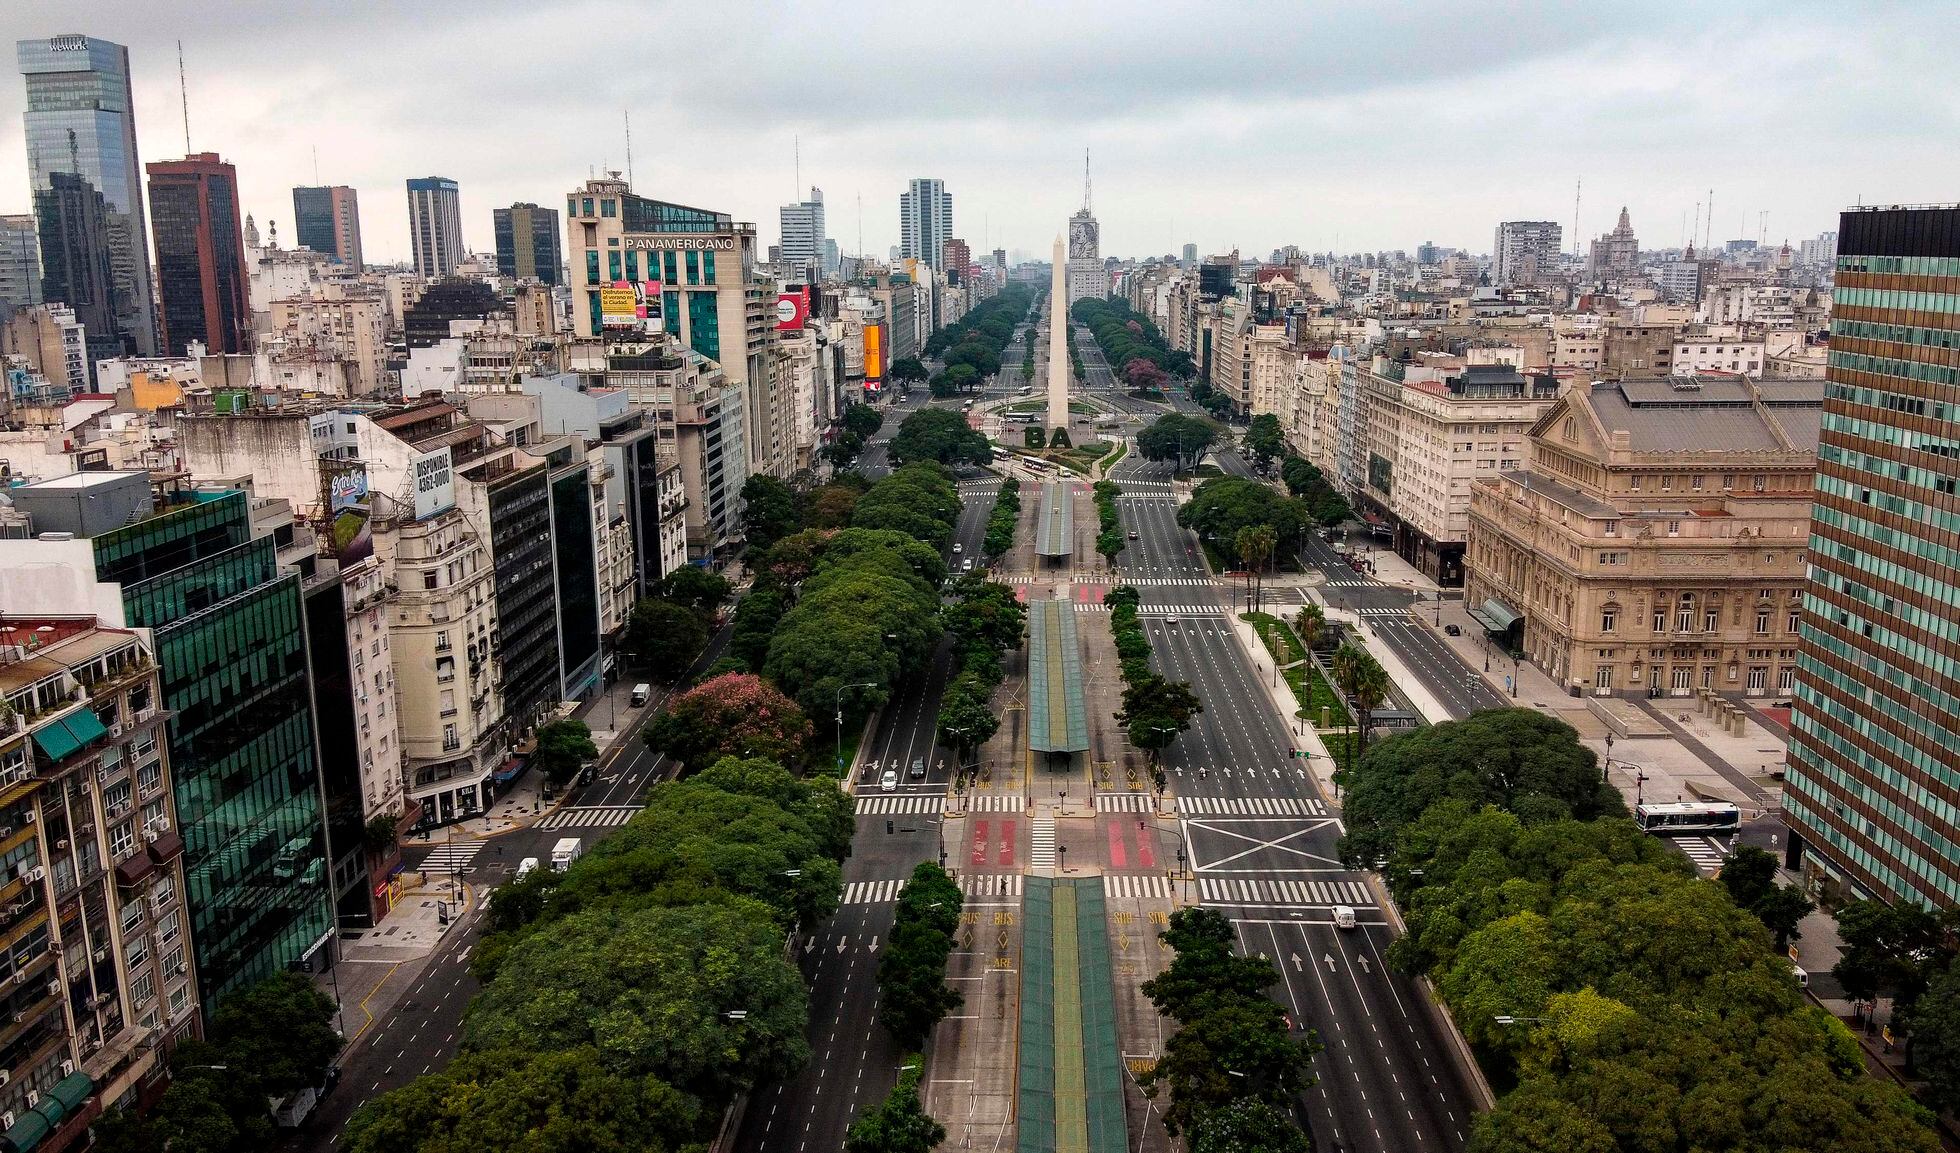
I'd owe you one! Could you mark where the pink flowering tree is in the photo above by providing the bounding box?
[644,672,813,774]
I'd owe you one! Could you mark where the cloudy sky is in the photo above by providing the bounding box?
[2,1,1954,267]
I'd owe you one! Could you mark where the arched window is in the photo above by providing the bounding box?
[1676,594,1696,634]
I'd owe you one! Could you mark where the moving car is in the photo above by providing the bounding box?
[952,542,963,553]
[880,768,899,792]
[1127,529,1138,540]
[1332,904,1358,930]
[630,683,651,707]
[909,756,927,779]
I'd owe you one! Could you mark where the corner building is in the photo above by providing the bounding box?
[1783,206,1960,907]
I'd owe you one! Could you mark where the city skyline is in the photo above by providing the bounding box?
[3,2,1954,267]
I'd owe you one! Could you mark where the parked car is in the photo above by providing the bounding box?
[1443,623,1462,637]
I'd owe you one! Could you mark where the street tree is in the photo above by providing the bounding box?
[1293,603,1325,652]
[1187,1100,1312,1153]
[805,483,860,529]
[936,677,999,768]
[741,474,802,550]
[889,408,990,467]
[842,403,884,440]
[1136,413,1218,470]
[1234,523,1277,613]
[844,1064,945,1153]
[659,565,732,617]
[1242,413,1285,470]
[624,597,709,680]
[532,719,598,784]
[644,672,812,773]
[1118,673,1203,763]
[888,357,928,386]
[878,863,964,1048]
[1329,642,1390,757]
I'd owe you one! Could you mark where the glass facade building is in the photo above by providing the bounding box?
[146,154,250,356]
[1784,205,1960,908]
[493,202,563,286]
[406,176,463,279]
[487,465,561,735]
[549,462,601,699]
[16,34,156,355]
[93,491,330,1005]
[291,184,363,270]
[32,171,122,371]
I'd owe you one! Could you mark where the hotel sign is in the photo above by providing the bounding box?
[621,234,737,252]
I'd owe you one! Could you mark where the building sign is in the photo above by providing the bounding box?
[411,447,456,520]
[600,285,640,328]
[327,466,369,513]
[775,286,809,331]
[864,323,884,383]
[635,280,664,326]
[620,234,737,252]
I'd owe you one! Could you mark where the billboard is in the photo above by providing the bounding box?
[600,285,640,328]
[635,280,664,327]
[326,462,369,513]
[411,446,456,520]
[863,323,884,383]
[775,285,809,331]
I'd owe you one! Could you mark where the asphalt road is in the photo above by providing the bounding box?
[734,395,997,1153]
[1114,472,1477,1153]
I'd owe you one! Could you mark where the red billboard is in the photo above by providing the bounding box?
[775,286,809,331]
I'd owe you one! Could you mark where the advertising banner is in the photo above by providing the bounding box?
[635,280,664,326]
[411,446,456,520]
[775,285,810,331]
[600,284,640,328]
[864,323,884,383]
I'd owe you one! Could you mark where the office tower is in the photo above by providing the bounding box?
[492,202,563,285]
[3,473,331,1006]
[33,171,123,371]
[0,613,199,1124]
[16,34,156,355]
[942,238,972,285]
[0,213,39,314]
[406,176,463,278]
[1492,220,1562,286]
[1067,172,1106,305]
[291,184,364,270]
[1783,205,1960,907]
[779,187,826,279]
[899,178,952,270]
[146,153,250,356]
[1181,242,1197,270]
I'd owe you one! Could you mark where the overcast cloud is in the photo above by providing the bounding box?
[2,1,1954,265]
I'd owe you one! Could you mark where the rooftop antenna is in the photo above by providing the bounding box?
[624,110,633,189]
[793,134,800,200]
[1083,148,1092,214]
[856,191,862,258]
[1572,176,1581,257]
[311,145,319,186]
[176,40,190,153]
[1692,199,1701,254]
[1705,188,1714,251]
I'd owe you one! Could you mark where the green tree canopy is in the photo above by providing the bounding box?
[1242,413,1285,469]
[845,1063,946,1153]
[741,473,802,550]
[1177,476,1311,555]
[623,597,709,681]
[889,408,991,467]
[532,719,598,783]
[644,672,811,773]
[888,356,929,384]
[659,565,732,616]
[842,403,884,439]
[1136,413,1218,467]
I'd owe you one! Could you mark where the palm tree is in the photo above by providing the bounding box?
[1293,603,1325,655]
[1236,524,1277,616]
[1331,643,1390,774]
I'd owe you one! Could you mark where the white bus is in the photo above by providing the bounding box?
[1634,801,1741,835]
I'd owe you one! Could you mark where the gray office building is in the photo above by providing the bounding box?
[0,213,40,316]
[493,202,562,285]
[17,34,156,354]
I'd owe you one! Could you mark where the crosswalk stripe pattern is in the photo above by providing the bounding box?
[1197,877,1373,906]
[1672,836,1731,875]
[995,575,1215,587]
[855,794,949,814]
[535,805,641,830]
[840,874,1026,904]
[1094,793,1157,811]
[416,842,483,873]
[959,794,1026,812]
[1075,604,1226,616]
[1179,796,1326,816]
[1030,817,1057,869]
[1104,874,1174,900]
[1357,607,1408,618]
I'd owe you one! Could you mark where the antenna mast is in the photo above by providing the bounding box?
[177,40,190,153]
[1572,176,1581,257]
[1083,148,1092,213]
[1705,188,1714,251]
[794,134,800,199]
[624,110,633,189]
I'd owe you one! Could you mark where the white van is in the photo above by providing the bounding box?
[630,683,651,707]
[1332,905,1358,930]
[515,856,540,880]
[1791,964,1809,989]
[550,837,583,872]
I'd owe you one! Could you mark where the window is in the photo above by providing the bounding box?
[601,198,616,218]
[1702,666,1715,688]
[1676,597,1695,633]
[1672,667,1692,690]
[422,569,439,590]
[1753,475,1767,492]
[1654,608,1668,633]
[1747,667,1768,691]
[581,197,594,217]
[1778,666,1796,691]
[1667,520,1681,537]
[1691,475,1704,490]
[1704,608,1719,633]
[1601,610,1618,633]
[608,251,621,281]
[158,910,180,945]
[1603,520,1618,537]
[1595,665,1614,690]
[1661,474,1673,490]
[1756,611,1770,634]
[132,971,155,1007]
[585,250,600,286]
[703,250,716,285]
[1788,610,1801,634]
[1630,474,1642,491]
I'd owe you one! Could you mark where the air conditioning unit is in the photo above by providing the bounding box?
[25,1091,38,1108]
[143,829,157,844]
[26,867,44,883]
[3,1111,14,1129]
[53,839,67,851]
[44,980,59,997]
[171,962,187,976]
[59,1060,73,1077]
[22,811,33,823]
[0,1070,9,1087]
[92,947,108,964]
[152,818,169,834]
[0,827,11,840]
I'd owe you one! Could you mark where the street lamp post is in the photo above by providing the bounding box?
[1057,844,1067,874]
[834,681,878,777]
[1511,649,1522,699]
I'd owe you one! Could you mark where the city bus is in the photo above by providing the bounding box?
[1634,801,1742,835]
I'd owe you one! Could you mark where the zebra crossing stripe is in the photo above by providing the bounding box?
[1030,817,1056,869]
[840,874,1026,905]
[417,843,482,872]
[536,806,640,830]
[1180,796,1325,816]
[1194,876,1374,908]
[854,794,951,815]
[1093,793,1155,812]
[1103,874,1173,900]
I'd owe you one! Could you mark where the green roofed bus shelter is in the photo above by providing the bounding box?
[1036,481,1073,561]
[1467,597,1523,640]
[1028,600,1089,754]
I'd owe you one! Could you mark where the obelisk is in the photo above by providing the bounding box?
[1047,233,1069,435]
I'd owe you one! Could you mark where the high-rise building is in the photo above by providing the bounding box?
[0,612,199,1129]
[1181,243,1197,270]
[146,153,251,356]
[779,187,825,278]
[1067,193,1107,306]
[291,184,363,270]
[899,178,952,270]
[2,302,88,392]
[942,238,972,285]
[1783,205,1960,908]
[16,34,157,356]
[493,202,563,285]
[2,473,332,1007]
[1588,206,1640,277]
[33,170,122,370]
[1492,220,1562,286]
[406,176,463,278]
[0,213,40,315]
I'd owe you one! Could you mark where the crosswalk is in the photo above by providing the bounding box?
[960,794,1026,812]
[1320,578,1379,588]
[535,805,641,830]
[1357,607,1409,619]
[856,794,949,814]
[1076,604,1226,617]
[1672,835,1732,875]
[415,841,483,874]
[839,873,1027,905]
[1031,816,1057,869]
[1094,793,1158,812]
[1180,796,1328,816]
[1104,874,1175,900]
[1198,876,1373,907]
